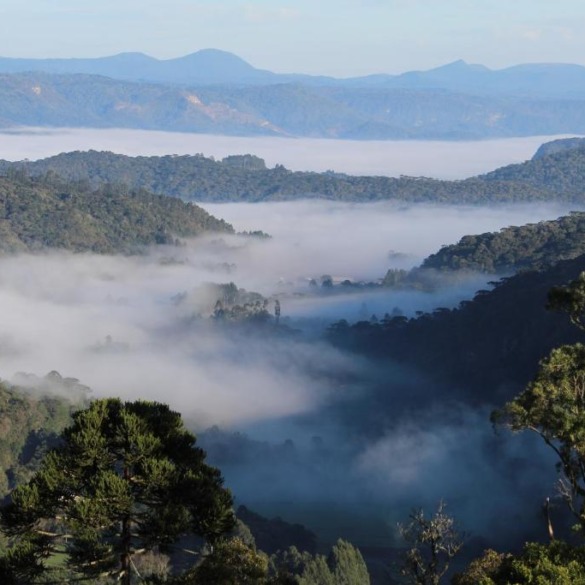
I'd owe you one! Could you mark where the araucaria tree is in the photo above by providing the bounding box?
[0,398,235,584]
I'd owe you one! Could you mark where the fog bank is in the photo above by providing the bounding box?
[202,201,583,280]
[0,127,579,178]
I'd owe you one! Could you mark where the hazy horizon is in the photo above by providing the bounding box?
[2,1,585,76]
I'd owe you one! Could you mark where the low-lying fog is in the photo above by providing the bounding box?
[5,201,568,417]
[0,199,576,549]
[201,200,579,320]
[0,126,580,178]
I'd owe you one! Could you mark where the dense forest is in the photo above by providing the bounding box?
[2,140,585,203]
[378,210,585,294]
[0,171,232,253]
[420,211,585,274]
[332,254,585,412]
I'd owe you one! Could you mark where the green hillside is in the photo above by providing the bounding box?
[421,211,585,273]
[0,372,88,499]
[4,143,585,203]
[330,253,585,417]
[0,172,233,253]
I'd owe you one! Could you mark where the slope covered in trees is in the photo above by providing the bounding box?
[0,171,233,253]
[330,253,585,413]
[3,143,585,203]
[481,142,585,192]
[0,372,89,500]
[421,211,585,274]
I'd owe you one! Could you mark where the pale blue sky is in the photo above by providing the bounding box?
[1,0,584,76]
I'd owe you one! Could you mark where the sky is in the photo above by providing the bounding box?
[1,0,584,76]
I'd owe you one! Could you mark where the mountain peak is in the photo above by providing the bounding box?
[174,49,254,68]
[429,60,490,73]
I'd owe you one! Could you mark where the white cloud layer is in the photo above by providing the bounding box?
[0,127,577,179]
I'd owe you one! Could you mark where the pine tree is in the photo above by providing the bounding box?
[0,398,234,584]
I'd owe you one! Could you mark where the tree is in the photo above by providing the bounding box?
[398,501,464,585]
[494,272,585,532]
[547,271,585,330]
[269,541,370,585]
[493,343,585,530]
[180,537,269,584]
[327,539,370,585]
[0,398,235,584]
[487,267,585,578]
[453,542,585,585]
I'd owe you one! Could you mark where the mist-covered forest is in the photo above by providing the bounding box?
[2,138,585,203]
[1,135,585,584]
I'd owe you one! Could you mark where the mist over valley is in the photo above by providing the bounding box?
[4,0,585,579]
[1,131,585,582]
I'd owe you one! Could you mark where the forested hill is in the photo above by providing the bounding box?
[421,211,585,274]
[0,172,233,253]
[481,142,585,190]
[2,145,585,203]
[329,253,585,415]
[0,372,89,499]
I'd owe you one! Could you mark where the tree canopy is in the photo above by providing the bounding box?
[421,212,585,274]
[5,144,585,204]
[0,398,234,584]
[0,172,233,254]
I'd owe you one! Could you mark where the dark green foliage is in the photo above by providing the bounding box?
[179,537,269,584]
[482,144,585,192]
[209,284,272,324]
[547,272,585,330]
[270,540,370,585]
[532,137,585,159]
[0,399,234,584]
[169,532,365,585]
[327,539,371,585]
[0,172,232,254]
[453,541,585,585]
[422,212,585,274]
[5,145,585,204]
[328,254,585,418]
[495,266,585,513]
[0,374,86,501]
[176,282,277,326]
[493,343,585,530]
[221,154,267,171]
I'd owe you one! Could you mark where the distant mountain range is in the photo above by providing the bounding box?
[2,50,585,139]
[3,50,585,97]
